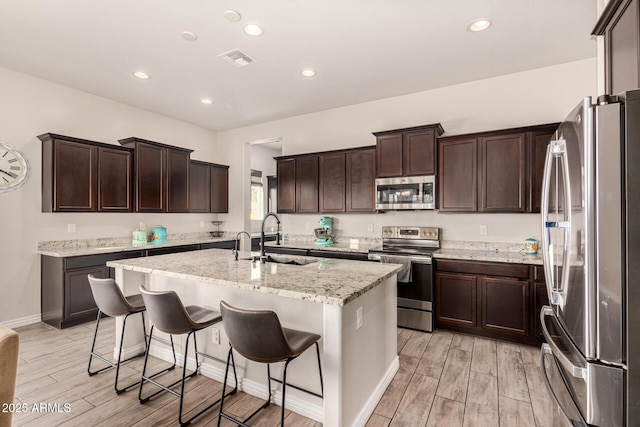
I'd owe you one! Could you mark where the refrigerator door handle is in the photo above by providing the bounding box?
[541,344,579,426]
[541,137,572,306]
[540,307,587,379]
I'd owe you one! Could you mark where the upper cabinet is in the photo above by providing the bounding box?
[276,146,376,214]
[210,163,229,213]
[438,124,558,213]
[39,133,133,212]
[373,123,444,178]
[593,0,640,95]
[118,137,193,213]
[188,160,229,213]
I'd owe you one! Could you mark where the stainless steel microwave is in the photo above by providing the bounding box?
[375,175,436,210]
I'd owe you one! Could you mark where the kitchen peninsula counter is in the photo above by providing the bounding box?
[108,249,400,426]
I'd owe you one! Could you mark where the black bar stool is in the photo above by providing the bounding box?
[138,285,238,426]
[87,274,176,394]
[217,300,323,427]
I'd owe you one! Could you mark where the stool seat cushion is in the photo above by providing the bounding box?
[124,294,145,311]
[283,328,321,356]
[185,306,222,329]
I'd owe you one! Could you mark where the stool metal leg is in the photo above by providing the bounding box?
[87,310,149,394]
[138,325,179,403]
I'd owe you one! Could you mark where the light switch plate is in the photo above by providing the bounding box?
[480,225,488,235]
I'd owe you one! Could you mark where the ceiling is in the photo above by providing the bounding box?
[0,0,597,131]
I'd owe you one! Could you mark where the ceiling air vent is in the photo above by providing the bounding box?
[218,49,256,68]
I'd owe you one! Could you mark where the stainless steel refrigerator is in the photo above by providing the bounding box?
[540,89,640,426]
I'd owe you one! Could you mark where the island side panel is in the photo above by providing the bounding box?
[325,275,398,427]
[113,268,147,358]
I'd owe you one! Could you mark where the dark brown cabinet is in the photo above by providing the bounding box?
[119,137,193,213]
[438,124,558,213]
[346,147,376,212]
[435,259,531,343]
[319,152,346,212]
[438,138,477,212]
[296,156,319,213]
[374,124,444,178]
[189,160,229,213]
[277,146,376,214]
[210,164,229,213]
[277,159,296,213]
[532,265,549,338]
[594,0,640,95]
[479,133,526,212]
[40,133,133,212]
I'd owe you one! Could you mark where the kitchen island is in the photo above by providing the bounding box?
[107,249,401,427]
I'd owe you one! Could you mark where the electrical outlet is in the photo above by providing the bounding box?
[367,224,374,232]
[305,223,310,230]
[479,225,488,235]
[67,224,76,233]
[356,307,363,329]
[139,222,146,231]
[212,328,220,344]
[199,221,205,228]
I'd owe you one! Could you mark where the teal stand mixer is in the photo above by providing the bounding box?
[313,216,334,246]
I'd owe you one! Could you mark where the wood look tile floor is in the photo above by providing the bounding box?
[10,319,552,427]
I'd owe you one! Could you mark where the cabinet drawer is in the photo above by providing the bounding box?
[435,259,529,279]
[65,250,144,270]
[201,240,237,250]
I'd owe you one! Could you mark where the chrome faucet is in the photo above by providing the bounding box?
[260,212,281,263]
[232,231,252,261]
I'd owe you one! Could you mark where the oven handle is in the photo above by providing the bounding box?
[540,344,579,426]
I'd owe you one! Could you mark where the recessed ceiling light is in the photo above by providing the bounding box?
[200,98,213,105]
[243,23,264,36]
[467,18,491,32]
[224,10,241,22]
[300,69,316,77]
[132,71,150,79]
[181,31,198,41]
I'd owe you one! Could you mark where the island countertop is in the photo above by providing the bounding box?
[107,249,401,306]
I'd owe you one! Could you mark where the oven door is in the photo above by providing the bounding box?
[395,256,433,332]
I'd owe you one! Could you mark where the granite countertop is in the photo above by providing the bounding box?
[107,249,402,306]
[37,236,237,258]
[433,248,543,265]
[264,240,381,254]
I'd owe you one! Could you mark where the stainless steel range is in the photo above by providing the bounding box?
[368,226,439,332]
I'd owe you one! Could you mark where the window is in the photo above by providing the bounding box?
[250,170,264,220]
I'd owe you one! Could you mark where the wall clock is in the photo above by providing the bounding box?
[0,141,29,193]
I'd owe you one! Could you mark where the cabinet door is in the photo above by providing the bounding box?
[533,266,549,338]
[438,138,477,212]
[98,147,132,212]
[481,276,529,336]
[136,144,165,212]
[64,266,106,323]
[376,134,403,177]
[319,152,346,212]
[346,148,376,212]
[54,140,98,211]
[210,165,229,213]
[277,159,296,213]
[528,130,555,213]
[296,156,319,213]
[404,129,436,176]
[167,149,190,212]
[479,133,526,212]
[189,161,211,212]
[435,272,477,328]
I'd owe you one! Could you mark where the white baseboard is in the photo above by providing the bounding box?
[351,356,399,427]
[2,314,42,329]
[149,345,324,423]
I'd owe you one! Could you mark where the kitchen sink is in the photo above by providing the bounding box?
[265,255,317,266]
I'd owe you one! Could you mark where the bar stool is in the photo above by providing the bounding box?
[138,285,238,426]
[87,274,176,394]
[217,300,323,427]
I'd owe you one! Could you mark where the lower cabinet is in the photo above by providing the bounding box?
[435,259,535,344]
[532,265,549,338]
[41,240,238,329]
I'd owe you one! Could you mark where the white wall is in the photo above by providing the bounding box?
[0,66,223,324]
[217,58,597,242]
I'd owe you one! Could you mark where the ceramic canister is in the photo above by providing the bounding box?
[151,226,167,244]
[524,237,538,255]
[132,230,147,246]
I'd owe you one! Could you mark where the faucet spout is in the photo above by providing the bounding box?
[261,212,281,263]
[233,231,252,261]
